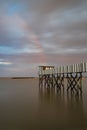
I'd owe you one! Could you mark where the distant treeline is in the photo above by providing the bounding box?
[11,77,36,79]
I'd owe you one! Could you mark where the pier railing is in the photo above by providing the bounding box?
[39,62,87,75]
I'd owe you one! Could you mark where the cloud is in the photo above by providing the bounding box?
[0,61,12,65]
[0,52,47,76]
[0,0,87,76]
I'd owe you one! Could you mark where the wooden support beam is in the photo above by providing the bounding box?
[67,72,82,94]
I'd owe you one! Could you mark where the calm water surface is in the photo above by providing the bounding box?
[0,78,87,130]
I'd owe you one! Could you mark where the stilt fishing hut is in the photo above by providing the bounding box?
[39,62,87,94]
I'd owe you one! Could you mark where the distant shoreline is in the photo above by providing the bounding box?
[0,77,87,79]
[0,77,38,79]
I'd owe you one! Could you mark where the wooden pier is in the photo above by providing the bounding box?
[39,62,87,94]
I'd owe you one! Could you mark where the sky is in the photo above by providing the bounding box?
[0,0,87,77]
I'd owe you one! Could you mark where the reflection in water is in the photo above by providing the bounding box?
[38,86,87,129]
[39,86,65,105]
[0,79,87,129]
